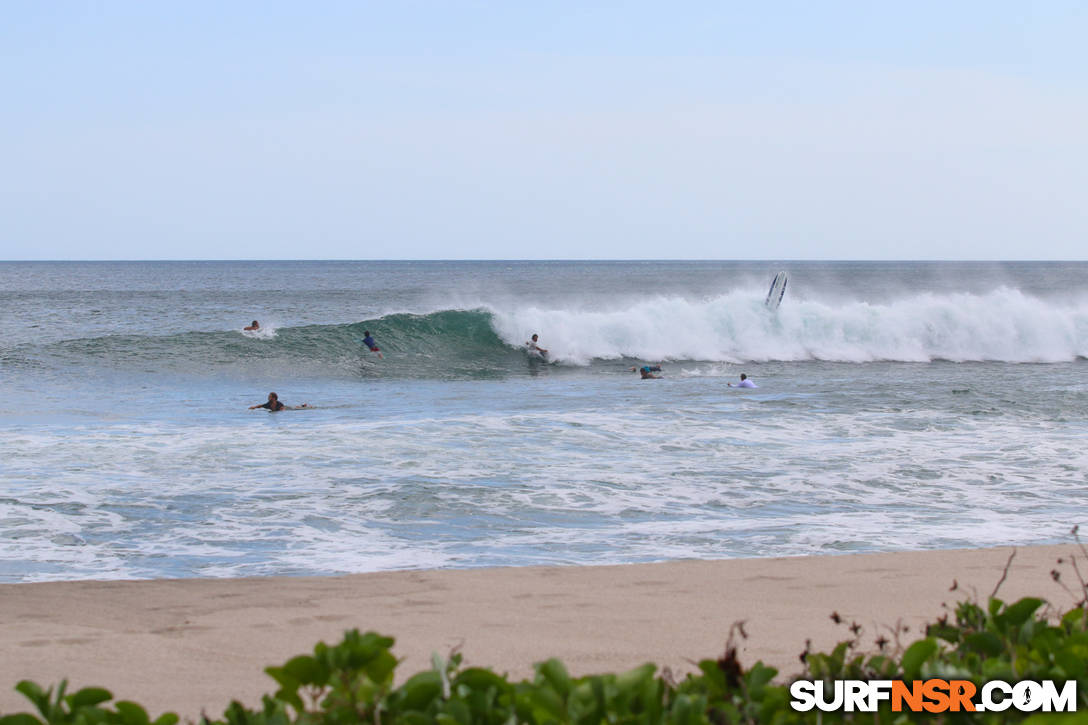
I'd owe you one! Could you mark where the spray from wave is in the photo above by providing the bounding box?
[491,287,1088,364]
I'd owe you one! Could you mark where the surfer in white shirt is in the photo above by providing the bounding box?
[728,373,758,388]
[526,334,548,356]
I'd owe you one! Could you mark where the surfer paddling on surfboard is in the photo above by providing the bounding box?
[248,392,310,411]
[728,374,758,388]
[630,365,662,379]
[525,334,548,359]
[244,320,260,331]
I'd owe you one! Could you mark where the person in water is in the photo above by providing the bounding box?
[728,373,758,388]
[249,392,309,411]
[638,366,661,379]
[244,320,260,331]
[629,365,662,373]
[526,334,548,356]
[362,331,383,359]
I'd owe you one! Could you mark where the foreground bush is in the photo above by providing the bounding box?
[4,588,1088,724]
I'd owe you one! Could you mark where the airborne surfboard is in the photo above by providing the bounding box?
[765,271,788,311]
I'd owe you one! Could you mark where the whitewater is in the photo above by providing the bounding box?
[1,260,1086,581]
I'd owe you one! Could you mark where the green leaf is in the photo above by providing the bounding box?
[744,662,776,697]
[1000,597,1046,628]
[281,656,327,687]
[522,687,565,723]
[614,663,655,701]
[262,667,298,692]
[364,650,398,685]
[1055,649,1088,680]
[1061,607,1087,630]
[454,668,510,694]
[0,715,44,725]
[149,715,179,725]
[980,658,1015,682]
[67,688,112,709]
[262,667,303,713]
[668,694,706,725]
[14,682,50,716]
[963,631,1004,657]
[113,701,151,725]
[397,671,443,712]
[397,713,433,725]
[926,623,962,643]
[535,659,571,698]
[900,638,938,680]
[866,655,897,678]
[437,699,471,725]
[828,641,851,674]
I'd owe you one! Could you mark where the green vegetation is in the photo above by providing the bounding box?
[5,549,1088,723]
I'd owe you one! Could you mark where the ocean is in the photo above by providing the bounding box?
[1,260,1086,583]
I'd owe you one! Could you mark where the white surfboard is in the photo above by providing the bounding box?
[765,271,788,311]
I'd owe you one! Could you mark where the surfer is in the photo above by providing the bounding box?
[728,374,758,388]
[631,361,661,378]
[249,392,309,411]
[526,334,548,357]
[244,320,260,331]
[362,331,383,359]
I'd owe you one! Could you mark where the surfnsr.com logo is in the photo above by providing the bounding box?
[789,679,1077,713]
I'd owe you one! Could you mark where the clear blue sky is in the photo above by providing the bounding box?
[2,1,1086,260]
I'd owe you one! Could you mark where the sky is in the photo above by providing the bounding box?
[2,1,1086,260]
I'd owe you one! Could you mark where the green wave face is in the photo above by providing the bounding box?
[20,309,538,381]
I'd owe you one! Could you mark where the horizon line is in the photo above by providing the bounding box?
[2,258,1086,264]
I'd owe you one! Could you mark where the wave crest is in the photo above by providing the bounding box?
[492,287,1088,364]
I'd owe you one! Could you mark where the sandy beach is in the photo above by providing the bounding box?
[0,544,1078,719]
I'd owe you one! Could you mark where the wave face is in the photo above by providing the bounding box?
[10,286,1088,380]
[15,310,516,381]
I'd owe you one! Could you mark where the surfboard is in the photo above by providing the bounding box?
[765,271,788,311]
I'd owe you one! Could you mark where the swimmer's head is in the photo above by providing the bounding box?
[251,320,259,326]
[268,392,278,401]
[364,330,370,336]
[531,334,538,341]
[740,374,747,381]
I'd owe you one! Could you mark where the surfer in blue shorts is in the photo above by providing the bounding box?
[362,331,384,359]
[728,373,758,388]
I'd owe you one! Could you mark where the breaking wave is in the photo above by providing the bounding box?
[9,287,1088,380]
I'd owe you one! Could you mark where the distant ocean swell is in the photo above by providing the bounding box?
[9,287,1088,379]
